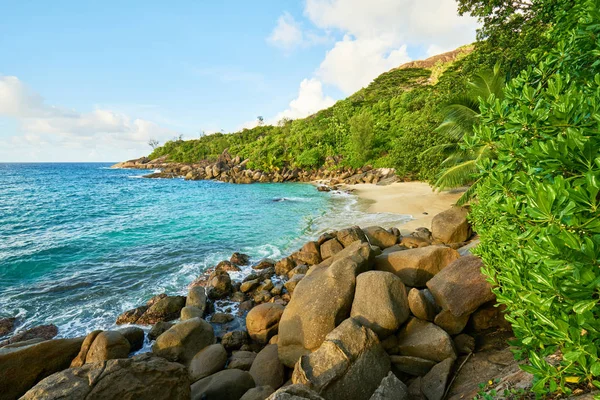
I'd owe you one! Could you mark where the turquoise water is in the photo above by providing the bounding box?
[0,163,410,337]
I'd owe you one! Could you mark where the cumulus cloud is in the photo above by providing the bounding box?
[0,75,176,153]
[274,78,335,121]
[268,12,305,50]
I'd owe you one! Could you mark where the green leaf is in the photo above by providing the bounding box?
[573,300,597,314]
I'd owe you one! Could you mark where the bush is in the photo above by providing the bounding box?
[468,0,600,394]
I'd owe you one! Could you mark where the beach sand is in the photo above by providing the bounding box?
[345,182,463,234]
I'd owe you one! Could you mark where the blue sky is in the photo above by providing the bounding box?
[0,0,477,162]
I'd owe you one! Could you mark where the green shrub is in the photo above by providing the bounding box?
[468,0,600,394]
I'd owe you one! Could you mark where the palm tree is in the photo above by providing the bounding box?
[427,63,505,205]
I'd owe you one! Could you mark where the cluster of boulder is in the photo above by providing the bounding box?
[0,206,514,400]
[111,150,398,186]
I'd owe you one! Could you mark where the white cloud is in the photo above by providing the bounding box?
[268,12,305,50]
[0,75,177,161]
[274,78,335,121]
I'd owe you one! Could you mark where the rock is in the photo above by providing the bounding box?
[187,286,208,315]
[288,265,309,279]
[399,236,431,249]
[222,330,250,352]
[117,305,148,325]
[231,252,250,266]
[370,371,408,400]
[152,318,215,364]
[191,369,255,400]
[70,330,102,367]
[207,271,233,299]
[431,206,471,244]
[85,330,130,363]
[212,313,235,324]
[241,279,261,293]
[137,295,186,325]
[335,226,368,247]
[0,337,84,400]
[228,351,257,370]
[427,255,494,317]
[241,386,276,400]
[1,324,58,346]
[254,290,273,304]
[390,356,436,377]
[295,251,321,266]
[292,318,390,400]
[278,242,374,367]
[375,246,460,287]
[254,259,276,270]
[453,334,475,355]
[381,244,408,255]
[412,227,433,241]
[119,326,145,352]
[457,239,479,256]
[421,358,454,400]
[258,279,274,292]
[21,354,190,400]
[250,344,285,390]
[266,384,325,400]
[350,271,410,338]
[470,303,511,332]
[271,284,284,296]
[284,274,304,294]
[397,318,456,362]
[408,288,438,322]
[148,322,174,341]
[319,238,344,259]
[275,258,296,276]
[247,303,285,344]
[380,335,399,354]
[0,317,16,337]
[217,260,242,272]
[182,305,204,321]
[433,310,470,335]
[189,344,228,382]
[364,226,398,249]
[300,241,321,264]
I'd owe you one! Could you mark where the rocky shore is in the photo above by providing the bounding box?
[111,150,399,187]
[0,205,556,400]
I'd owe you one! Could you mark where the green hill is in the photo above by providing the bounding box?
[147,45,479,181]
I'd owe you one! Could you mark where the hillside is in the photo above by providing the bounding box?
[146,46,475,182]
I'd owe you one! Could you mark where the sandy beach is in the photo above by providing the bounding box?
[346,182,463,234]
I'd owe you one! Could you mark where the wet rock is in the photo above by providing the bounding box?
[1,324,58,346]
[434,310,470,335]
[241,279,261,293]
[319,238,344,259]
[137,295,186,325]
[247,303,285,344]
[397,318,456,362]
[253,290,273,304]
[250,344,285,390]
[408,288,438,322]
[217,260,242,272]
[421,358,454,400]
[148,321,174,341]
[0,317,16,337]
[182,305,204,321]
[375,246,460,287]
[153,318,215,364]
[207,271,233,300]
[278,242,374,367]
[369,371,408,400]
[275,258,296,277]
[0,337,84,400]
[212,313,235,324]
[85,331,130,363]
[228,351,257,370]
[427,255,495,317]
[254,259,276,270]
[292,318,390,400]
[364,226,398,249]
[189,344,228,382]
[350,271,410,338]
[231,252,250,266]
[118,326,145,352]
[221,330,249,352]
[431,206,471,244]
[187,286,208,315]
[390,355,436,377]
[22,354,190,400]
[191,369,255,400]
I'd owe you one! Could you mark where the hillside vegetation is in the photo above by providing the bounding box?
[148,46,479,182]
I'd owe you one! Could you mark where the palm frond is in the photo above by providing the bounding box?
[456,178,481,206]
[433,159,478,191]
[421,142,460,156]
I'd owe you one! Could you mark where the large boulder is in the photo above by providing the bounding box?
[189,343,228,382]
[241,386,276,400]
[246,303,285,344]
[363,226,398,249]
[431,206,471,244]
[207,271,233,299]
[187,286,208,316]
[397,318,456,363]
[433,310,470,335]
[221,330,249,352]
[0,337,84,400]
[119,326,145,352]
[319,238,343,259]
[152,318,215,364]
[278,242,374,367]
[426,255,495,317]
[21,354,190,400]
[228,351,257,371]
[85,330,130,363]
[148,322,173,341]
[249,344,285,390]
[375,246,460,287]
[292,318,390,400]
[71,330,102,367]
[181,306,204,321]
[0,324,58,346]
[408,288,438,322]
[334,226,367,247]
[231,252,250,266]
[191,369,255,400]
[369,371,408,400]
[421,358,454,400]
[136,295,186,325]
[350,271,410,338]
[267,384,325,400]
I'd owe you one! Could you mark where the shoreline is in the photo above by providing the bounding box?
[345,181,464,235]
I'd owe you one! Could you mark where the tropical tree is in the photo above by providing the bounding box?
[427,63,505,204]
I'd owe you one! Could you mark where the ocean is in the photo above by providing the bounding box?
[0,163,410,338]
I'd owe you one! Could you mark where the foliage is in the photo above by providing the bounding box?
[468,0,600,395]
[347,110,375,167]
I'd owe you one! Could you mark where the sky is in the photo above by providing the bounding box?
[0,0,478,162]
